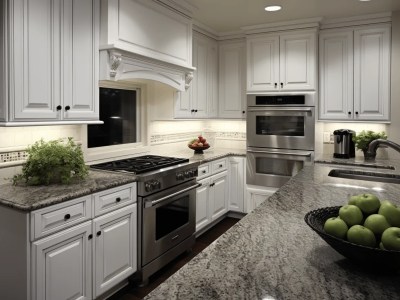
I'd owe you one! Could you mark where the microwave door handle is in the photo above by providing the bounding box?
[144,182,202,208]
[247,149,312,157]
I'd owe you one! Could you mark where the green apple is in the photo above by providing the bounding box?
[324,217,348,239]
[363,214,391,235]
[348,195,360,205]
[347,225,376,247]
[381,227,400,251]
[379,242,386,250]
[354,193,381,215]
[378,200,400,227]
[339,205,363,226]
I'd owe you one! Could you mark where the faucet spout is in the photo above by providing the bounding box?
[366,139,400,160]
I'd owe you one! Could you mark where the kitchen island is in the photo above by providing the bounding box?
[145,162,400,300]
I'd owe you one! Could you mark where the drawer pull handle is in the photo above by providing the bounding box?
[219,164,223,168]
[202,170,206,174]
[65,105,71,111]
[88,234,93,240]
[116,197,121,202]
[64,214,71,220]
[97,231,102,236]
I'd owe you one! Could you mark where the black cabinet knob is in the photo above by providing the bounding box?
[116,197,121,203]
[64,214,71,220]
[65,105,71,111]
[88,234,93,240]
[195,109,198,112]
[280,82,283,88]
[355,111,359,115]
[274,83,277,88]
[56,105,62,111]
[348,111,351,115]
[191,109,194,112]
[97,231,102,236]
[242,111,245,114]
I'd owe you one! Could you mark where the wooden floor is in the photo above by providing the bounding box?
[109,217,240,300]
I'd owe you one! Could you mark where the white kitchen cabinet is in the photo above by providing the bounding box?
[228,157,245,213]
[93,204,137,298]
[319,24,391,121]
[0,0,99,125]
[32,221,92,300]
[218,40,246,119]
[245,185,277,213]
[246,29,317,92]
[195,158,228,232]
[175,32,218,118]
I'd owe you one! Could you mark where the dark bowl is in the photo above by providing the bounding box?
[188,144,210,154]
[304,206,400,270]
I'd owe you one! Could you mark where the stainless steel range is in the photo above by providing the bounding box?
[91,155,200,284]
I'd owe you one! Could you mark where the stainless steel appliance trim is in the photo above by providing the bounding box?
[144,182,201,208]
[247,148,312,157]
[247,107,313,112]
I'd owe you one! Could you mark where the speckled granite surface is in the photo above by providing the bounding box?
[0,148,244,212]
[145,163,400,300]
[0,170,138,211]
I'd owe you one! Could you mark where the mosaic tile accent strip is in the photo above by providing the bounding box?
[150,131,246,145]
[0,151,28,163]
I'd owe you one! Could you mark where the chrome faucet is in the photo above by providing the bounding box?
[366,139,400,160]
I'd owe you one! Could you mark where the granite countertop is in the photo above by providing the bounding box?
[0,148,245,212]
[145,162,400,300]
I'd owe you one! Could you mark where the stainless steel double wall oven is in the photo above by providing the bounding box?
[246,93,315,188]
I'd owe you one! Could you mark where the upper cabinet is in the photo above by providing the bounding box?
[0,0,100,125]
[246,29,317,92]
[319,24,391,121]
[218,39,246,119]
[175,32,218,118]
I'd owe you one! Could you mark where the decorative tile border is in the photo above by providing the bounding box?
[215,132,246,140]
[0,151,28,163]
[150,131,246,145]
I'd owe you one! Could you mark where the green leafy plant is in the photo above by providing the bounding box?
[352,130,388,152]
[13,138,88,186]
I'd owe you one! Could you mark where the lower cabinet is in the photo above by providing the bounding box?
[228,157,245,212]
[246,185,277,213]
[195,169,228,232]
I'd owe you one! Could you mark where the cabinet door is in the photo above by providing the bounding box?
[32,221,92,300]
[11,0,60,120]
[245,186,276,213]
[246,34,279,92]
[219,41,246,119]
[192,35,209,118]
[196,177,211,232]
[279,31,316,91]
[207,39,218,118]
[93,204,137,298]
[174,87,193,118]
[354,25,391,121]
[228,157,245,213]
[210,170,228,220]
[319,29,354,120]
[62,0,99,120]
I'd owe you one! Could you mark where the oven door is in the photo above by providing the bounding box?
[247,147,314,188]
[141,180,200,266]
[247,106,315,150]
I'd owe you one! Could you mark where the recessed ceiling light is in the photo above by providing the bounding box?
[359,0,371,1]
[265,5,282,12]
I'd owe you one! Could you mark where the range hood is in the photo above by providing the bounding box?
[99,0,196,92]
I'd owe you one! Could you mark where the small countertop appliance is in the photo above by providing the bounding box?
[333,129,355,159]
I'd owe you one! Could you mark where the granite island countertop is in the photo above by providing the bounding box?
[145,162,400,300]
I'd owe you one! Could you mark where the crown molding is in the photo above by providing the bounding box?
[155,0,195,18]
[320,12,392,30]
[241,17,322,35]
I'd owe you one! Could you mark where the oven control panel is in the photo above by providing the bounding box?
[176,168,198,181]
[144,179,161,193]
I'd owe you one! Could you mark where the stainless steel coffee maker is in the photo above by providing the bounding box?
[333,129,356,159]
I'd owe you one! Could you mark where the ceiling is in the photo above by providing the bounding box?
[186,0,400,33]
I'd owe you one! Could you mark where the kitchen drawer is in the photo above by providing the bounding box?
[31,195,92,241]
[197,164,211,180]
[94,183,137,217]
[211,158,227,174]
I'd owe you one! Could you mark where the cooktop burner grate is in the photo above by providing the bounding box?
[90,155,189,174]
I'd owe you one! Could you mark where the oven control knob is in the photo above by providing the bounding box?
[176,172,184,181]
[152,180,161,190]
[184,171,191,178]
[145,182,153,192]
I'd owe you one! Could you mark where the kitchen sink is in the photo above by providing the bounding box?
[328,169,400,184]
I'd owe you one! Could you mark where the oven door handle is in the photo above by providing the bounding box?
[144,182,202,208]
[247,107,313,112]
[247,149,312,157]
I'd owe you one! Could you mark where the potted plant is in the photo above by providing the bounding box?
[352,130,388,159]
[13,137,88,185]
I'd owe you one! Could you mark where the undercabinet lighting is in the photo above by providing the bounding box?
[265,5,282,12]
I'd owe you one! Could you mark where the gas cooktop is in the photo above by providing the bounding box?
[90,155,189,174]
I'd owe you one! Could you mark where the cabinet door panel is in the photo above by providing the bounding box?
[94,204,137,298]
[32,221,92,300]
[196,178,211,232]
[319,30,353,120]
[63,0,99,120]
[354,26,390,120]
[279,32,316,90]
[211,171,228,220]
[193,37,208,118]
[247,36,279,91]
[228,157,244,212]
[12,0,59,120]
